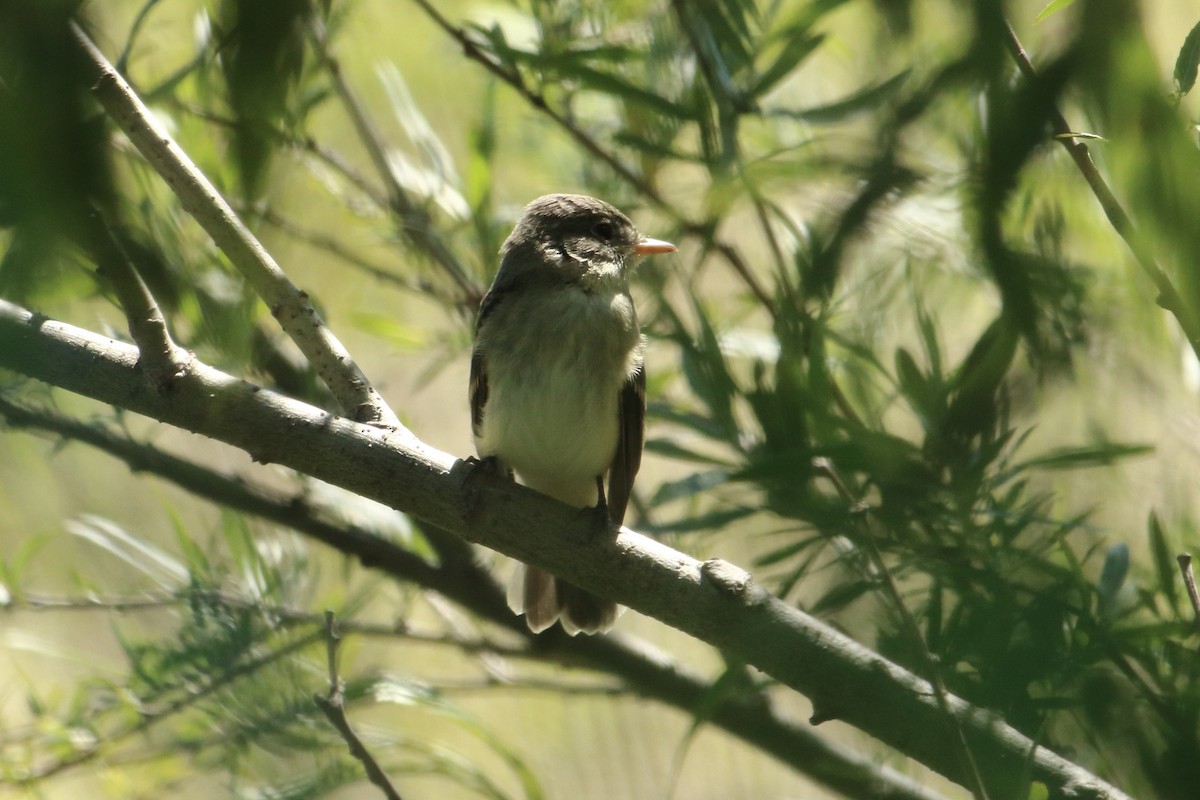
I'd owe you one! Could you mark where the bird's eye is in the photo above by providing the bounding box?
[592,221,615,240]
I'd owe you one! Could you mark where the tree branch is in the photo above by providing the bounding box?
[0,297,1130,800]
[70,24,402,428]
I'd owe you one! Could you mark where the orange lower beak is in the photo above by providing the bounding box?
[635,237,677,255]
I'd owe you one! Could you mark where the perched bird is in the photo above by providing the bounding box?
[469,194,676,634]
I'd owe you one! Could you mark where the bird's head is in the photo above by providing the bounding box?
[500,194,675,291]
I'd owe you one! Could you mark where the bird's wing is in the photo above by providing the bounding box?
[469,347,488,440]
[469,287,507,441]
[606,361,646,525]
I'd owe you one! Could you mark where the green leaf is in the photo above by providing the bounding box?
[1017,442,1153,471]
[812,578,876,614]
[1035,0,1077,22]
[648,507,754,534]
[750,34,823,98]
[894,347,939,426]
[66,515,188,589]
[755,533,825,567]
[1148,512,1178,609]
[564,63,694,120]
[643,437,735,466]
[767,70,909,124]
[945,318,1018,439]
[1173,20,1200,94]
[218,0,313,199]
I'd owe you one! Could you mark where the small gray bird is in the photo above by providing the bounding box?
[470,194,676,635]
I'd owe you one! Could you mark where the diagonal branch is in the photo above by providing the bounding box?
[1002,21,1200,354]
[70,23,402,429]
[0,297,1131,800]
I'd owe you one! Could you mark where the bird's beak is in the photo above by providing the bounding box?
[634,236,677,255]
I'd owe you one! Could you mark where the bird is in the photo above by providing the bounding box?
[469,194,676,634]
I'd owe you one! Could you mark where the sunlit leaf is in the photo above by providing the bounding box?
[1035,0,1077,22]
[65,515,188,588]
[750,34,823,98]
[1173,20,1200,94]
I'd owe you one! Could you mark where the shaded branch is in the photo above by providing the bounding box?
[0,297,1131,800]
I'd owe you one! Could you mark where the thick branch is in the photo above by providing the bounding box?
[70,24,401,428]
[0,298,1130,800]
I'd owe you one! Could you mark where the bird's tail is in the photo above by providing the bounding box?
[507,563,619,635]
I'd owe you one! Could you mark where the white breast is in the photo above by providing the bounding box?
[476,286,641,508]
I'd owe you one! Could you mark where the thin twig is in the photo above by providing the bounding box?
[309,17,482,308]
[314,611,405,800]
[0,393,445,591]
[70,23,403,429]
[1177,554,1200,636]
[1002,21,1200,355]
[0,586,536,660]
[114,0,165,73]
[81,209,191,386]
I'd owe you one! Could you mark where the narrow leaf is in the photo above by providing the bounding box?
[1017,443,1153,471]
[1035,0,1078,22]
[649,468,731,506]
[1173,20,1200,94]
[751,34,823,98]
[1148,512,1178,608]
